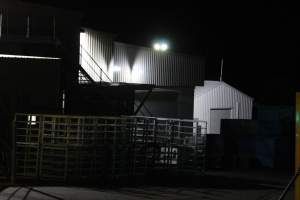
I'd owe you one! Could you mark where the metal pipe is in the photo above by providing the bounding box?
[26,16,30,38]
[219,58,224,82]
[10,118,16,185]
[0,13,2,38]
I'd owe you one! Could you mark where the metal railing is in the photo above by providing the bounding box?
[79,45,153,116]
[78,70,92,84]
[12,113,207,182]
[79,45,112,83]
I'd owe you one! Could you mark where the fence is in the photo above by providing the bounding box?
[12,114,207,182]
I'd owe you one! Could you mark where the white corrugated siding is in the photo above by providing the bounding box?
[80,28,205,87]
[193,81,253,133]
[80,29,114,81]
[113,42,204,87]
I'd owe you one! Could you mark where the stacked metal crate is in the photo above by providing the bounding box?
[13,114,207,182]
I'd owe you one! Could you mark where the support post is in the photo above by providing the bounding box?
[296,93,300,200]
[0,13,2,38]
[10,116,16,184]
[26,16,30,38]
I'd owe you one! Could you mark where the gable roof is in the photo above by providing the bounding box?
[196,80,253,100]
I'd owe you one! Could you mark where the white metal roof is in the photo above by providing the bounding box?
[196,80,253,100]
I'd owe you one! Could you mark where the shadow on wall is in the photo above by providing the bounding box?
[135,89,194,119]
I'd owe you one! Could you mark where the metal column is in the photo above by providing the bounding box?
[296,93,300,200]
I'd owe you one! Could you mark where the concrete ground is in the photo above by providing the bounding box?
[0,186,291,200]
[0,170,295,200]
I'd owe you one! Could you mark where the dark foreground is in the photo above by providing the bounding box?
[0,170,294,200]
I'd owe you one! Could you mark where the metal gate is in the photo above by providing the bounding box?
[12,114,207,182]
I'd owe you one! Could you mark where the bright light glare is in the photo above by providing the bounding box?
[153,42,169,52]
[112,65,121,72]
[160,43,168,51]
[0,54,61,60]
[28,115,37,125]
[153,43,161,51]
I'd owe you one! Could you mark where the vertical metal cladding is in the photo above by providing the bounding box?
[80,28,114,81]
[113,42,205,87]
[81,29,205,87]
[193,81,253,133]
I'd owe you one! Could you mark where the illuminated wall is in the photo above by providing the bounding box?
[194,81,253,134]
[80,28,205,87]
[80,29,114,82]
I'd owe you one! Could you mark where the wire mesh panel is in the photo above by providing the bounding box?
[13,114,207,182]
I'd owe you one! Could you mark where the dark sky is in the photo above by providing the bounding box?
[23,1,299,105]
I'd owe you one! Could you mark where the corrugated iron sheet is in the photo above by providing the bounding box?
[80,29,205,87]
[112,42,205,87]
[80,28,114,82]
[194,81,253,133]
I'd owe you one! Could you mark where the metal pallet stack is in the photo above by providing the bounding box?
[13,114,207,182]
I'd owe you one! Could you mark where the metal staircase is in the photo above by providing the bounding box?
[79,45,154,116]
[79,45,112,84]
[78,65,94,84]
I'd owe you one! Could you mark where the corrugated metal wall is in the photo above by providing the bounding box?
[112,42,205,87]
[194,82,253,133]
[80,29,114,82]
[80,29,205,87]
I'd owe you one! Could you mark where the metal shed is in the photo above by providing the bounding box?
[194,81,253,134]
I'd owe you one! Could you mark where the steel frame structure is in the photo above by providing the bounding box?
[12,113,207,183]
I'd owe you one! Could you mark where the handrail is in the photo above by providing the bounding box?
[80,45,153,117]
[78,66,94,84]
[80,45,112,82]
[80,56,101,81]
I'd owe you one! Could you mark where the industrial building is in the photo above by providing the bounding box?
[0,0,207,184]
[79,28,205,118]
[0,1,298,200]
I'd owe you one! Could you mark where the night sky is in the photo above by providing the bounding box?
[23,1,299,105]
